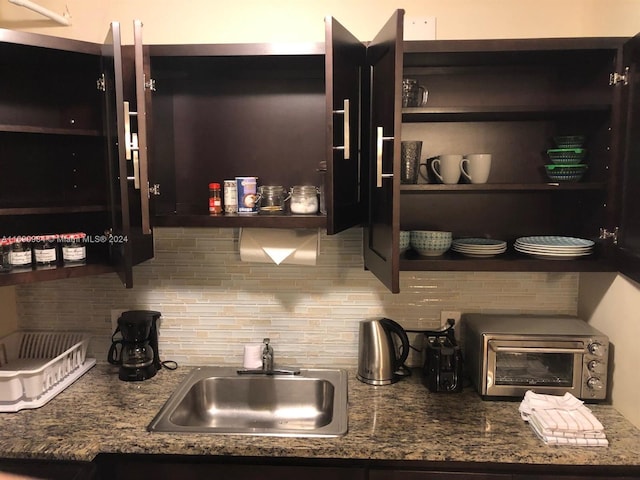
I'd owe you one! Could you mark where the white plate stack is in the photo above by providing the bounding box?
[515,236,595,260]
[451,238,507,258]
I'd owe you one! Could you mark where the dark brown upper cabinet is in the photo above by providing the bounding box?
[616,34,640,283]
[0,23,153,288]
[363,19,640,292]
[324,16,367,234]
[363,10,405,293]
[141,19,365,234]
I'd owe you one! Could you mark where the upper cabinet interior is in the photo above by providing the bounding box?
[146,43,335,230]
[0,30,114,286]
[397,38,629,272]
[362,28,640,292]
[0,25,154,288]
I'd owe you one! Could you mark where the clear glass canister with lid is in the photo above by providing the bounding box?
[258,185,290,214]
[290,185,319,215]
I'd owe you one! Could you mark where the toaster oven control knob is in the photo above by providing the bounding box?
[588,342,604,356]
[587,377,604,391]
[588,360,605,374]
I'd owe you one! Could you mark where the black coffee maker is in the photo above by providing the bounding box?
[108,310,162,381]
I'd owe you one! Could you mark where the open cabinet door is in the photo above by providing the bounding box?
[617,33,640,283]
[325,16,367,234]
[362,10,404,293]
[102,21,153,288]
[128,20,155,264]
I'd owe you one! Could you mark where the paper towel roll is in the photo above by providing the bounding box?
[243,344,263,369]
[239,228,319,265]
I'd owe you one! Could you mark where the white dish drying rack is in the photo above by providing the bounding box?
[0,331,96,412]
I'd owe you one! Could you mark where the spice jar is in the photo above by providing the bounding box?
[0,237,13,273]
[258,185,290,214]
[10,236,33,271]
[33,234,58,268]
[290,185,319,215]
[59,233,87,265]
[223,179,238,214]
[208,182,222,215]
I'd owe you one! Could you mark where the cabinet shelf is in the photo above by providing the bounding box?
[153,214,327,229]
[400,182,606,193]
[400,250,612,272]
[0,124,102,137]
[0,263,115,287]
[402,104,611,122]
[0,205,108,216]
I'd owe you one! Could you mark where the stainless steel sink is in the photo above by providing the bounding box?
[147,366,348,437]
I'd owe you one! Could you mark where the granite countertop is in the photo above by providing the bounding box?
[1,364,640,469]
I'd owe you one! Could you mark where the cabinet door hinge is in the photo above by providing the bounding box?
[149,183,161,196]
[96,73,106,92]
[144,75,156,92]
[609,67,629,86]
[599,227,619,244]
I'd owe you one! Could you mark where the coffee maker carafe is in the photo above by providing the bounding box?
[108,310,162,381]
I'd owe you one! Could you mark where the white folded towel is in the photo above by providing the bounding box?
[519,390,608,447]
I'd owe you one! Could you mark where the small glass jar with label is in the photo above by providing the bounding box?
[290,185,319,215]
[0,237,14,273]
[33,234,59,269]
[59,232,87,266]
[10,236,33,271]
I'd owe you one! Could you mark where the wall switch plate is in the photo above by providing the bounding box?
[440,310,462,329]
[404,16,437,41]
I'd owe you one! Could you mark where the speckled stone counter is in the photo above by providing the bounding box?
[1,364,640,470]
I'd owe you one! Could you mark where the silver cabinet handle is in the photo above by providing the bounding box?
[126,133,140,189]
[376,126,394,187]
[124,102,140,186]
[489,343,585,354]
[332,98,350,160]
[123,101,133,161]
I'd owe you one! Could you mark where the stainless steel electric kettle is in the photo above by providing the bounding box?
[356,318,410,385]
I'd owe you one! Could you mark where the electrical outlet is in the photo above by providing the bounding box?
[440,310,462,329]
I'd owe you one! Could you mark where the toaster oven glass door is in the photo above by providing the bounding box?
[485,340,585,397]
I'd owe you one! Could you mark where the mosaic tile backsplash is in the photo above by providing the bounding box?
[15,227,578,367]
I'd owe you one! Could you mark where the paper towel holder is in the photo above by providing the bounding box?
[239,228,320,266]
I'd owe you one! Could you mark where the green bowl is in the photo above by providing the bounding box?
[553,135,586,149]
[547,148,587,165]
[544,164,588,182]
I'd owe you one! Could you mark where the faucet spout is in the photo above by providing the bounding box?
[262,338,273,371]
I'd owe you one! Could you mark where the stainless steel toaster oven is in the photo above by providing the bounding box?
[461,314,609,400]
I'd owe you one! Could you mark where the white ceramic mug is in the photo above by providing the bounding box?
[431,154,463,184]
[461,154,492,184]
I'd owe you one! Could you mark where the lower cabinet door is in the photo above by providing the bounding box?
[97,456,365,480]
[0,459,96,480]
[370,470,511,480]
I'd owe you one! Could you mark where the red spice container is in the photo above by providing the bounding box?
[208,182,222,215]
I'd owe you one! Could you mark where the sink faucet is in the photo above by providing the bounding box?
[262,338,274,371]
[237,338,300,376]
